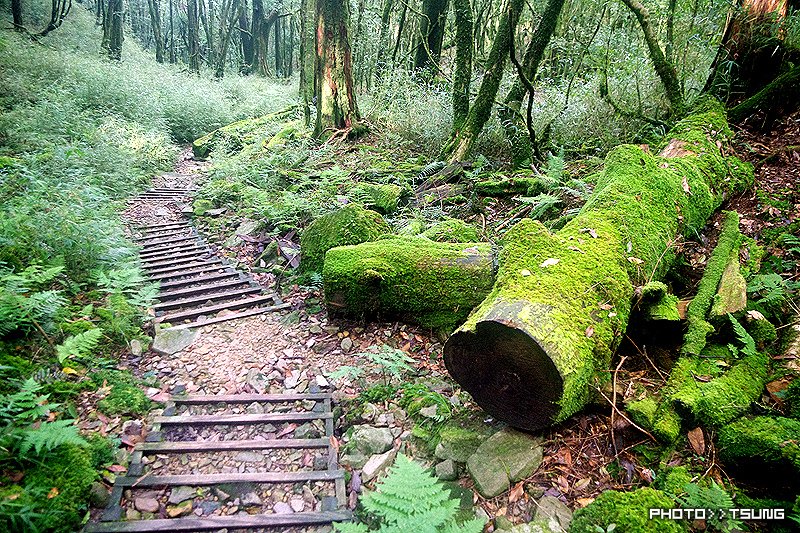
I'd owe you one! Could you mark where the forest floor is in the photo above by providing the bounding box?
[85,110,800,531]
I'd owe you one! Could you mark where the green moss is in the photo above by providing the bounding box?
[323,237,495,330]
[684,211,742,355]
[191,107,300,158]
[0,352,36,393]
[746,317,778,347]
[718,416,800,473]
[20,443,98,532]
[787,379,800,419]
[626,396,659,429]
[639,282,680,321]
[671,350,768,427]
[421,219,480,243]
[192,198,213,216]
[92,370,152,416]
[570,488,686,533]
[300,205,391,273]
[655,466,693,497]
[349,183,406,214]
[473,175,547,197]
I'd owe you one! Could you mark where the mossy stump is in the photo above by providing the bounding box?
[323,237,495,330]
[444,101,753,431]
[300,204,390,273]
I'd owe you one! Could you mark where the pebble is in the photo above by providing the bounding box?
[273,502,293,514]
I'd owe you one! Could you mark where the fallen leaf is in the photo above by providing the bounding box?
[627,256,644,265]
[106,464,127,473]
[61,367,79,375]
[580,228,598,238]
[47,487,59,499]
[585,326,594,338]
[520,269,532,276]
[576,497,595,508]
[688,427,705,455]
[508,482,525,503]
[540,258,560,268]
[682,176,691,193]
[574,478,591,490]
[746,309,766,321]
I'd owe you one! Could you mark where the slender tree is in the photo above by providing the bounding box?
[11,0,23,30]
[451,0,473,134]
[146,0,165,62]
[187,0,201,72]
[413,0,450,71]
[314,0,359,137]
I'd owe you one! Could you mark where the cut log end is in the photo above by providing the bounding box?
[444,320,563,431]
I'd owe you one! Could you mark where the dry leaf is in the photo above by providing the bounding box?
[627,256,644,265]
[540,258,560,268]
[585,326,594,338]
[574,478,591,490]
[580,228,599,238]
[47,487,59,499]
[688,427,705,455]
[682,176,691,193]
[576,497,595,508]
[520,269,532,276]
[508,482,525,503]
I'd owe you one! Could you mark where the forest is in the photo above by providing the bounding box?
[0,0,799,529]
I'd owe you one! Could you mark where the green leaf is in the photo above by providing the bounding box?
[56,328,104,365]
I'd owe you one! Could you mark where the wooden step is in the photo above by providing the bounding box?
[148,265,230,282]
[113,470,344,488]
[138,437,330,453]
[146,259,222,277]
[171,393,332,404]
[153,286,262,311]
[153,412,332,426]
[157,270,240,289]
[167,303,292,329]
[154,293,275,323]
[143,256,216,272]
[139,245,205,260]
[142,250,212,267]
[156,279,250,300]
[141,236,198,250]
[136,230,194,244]
[84,511,352,532]
[138,221,189,230]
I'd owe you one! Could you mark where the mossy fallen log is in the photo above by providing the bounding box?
[421,219,479,242]
[191,106,300,158]
[570,488,684,533]
[473,175,547,197]
[347,183,406,214]
[718,416,800,475]
[323,237,495,329]
[638,281,681,321]
[300,205,390,273]
[444,100,752,431]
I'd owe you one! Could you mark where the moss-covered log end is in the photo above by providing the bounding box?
[570,488,685,533]
[300,204,390,273]
[323,237,495,330]
[349,183,406,214]
[718,416,800,475]
[421,218,480,242]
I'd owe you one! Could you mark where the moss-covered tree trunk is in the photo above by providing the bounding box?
[499,0,565,167]
[299,0,316,125]
[375,0,395,71]
[728,64,800,124]
[314,0,359,138]
[146,0,165,63]
[440,0,525,162]
[187,0,201,72]
[451,0,473,134]
[103,0,124,61]
[413,0,450,72]
[444,100,752,431]
[323,238,496,330]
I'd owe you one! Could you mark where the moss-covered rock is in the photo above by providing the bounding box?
[570,488,686,533]
[654,466,693,497]
[474,175,547,197]
[745,316,778,347]
[348,183,406,214]
[718,416,800,474]
[638,281,680,321]
[92,370,152,416]
[422,219,480,243]
[787,379,800,419]
[300,205,390,273]
[323,237,495,330]
[191,107,300,158]
[434,422,496,463]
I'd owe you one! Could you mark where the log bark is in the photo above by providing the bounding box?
[323,237,495,330]
[444,99,753,431]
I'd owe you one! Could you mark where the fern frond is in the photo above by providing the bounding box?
[727,314,757,358]
[15,419,87,456]
[55,328,103,364]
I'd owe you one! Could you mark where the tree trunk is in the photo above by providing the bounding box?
[39,0,73,37]
[443,101,752,431]
[391,0,408,63]
[187,0,201,72]
[413,0,450,71]
[324,238,495,330]
[240,0,253,70]
[441,0,525,162]
[169,0,176,62]
[451,0,473,134]
[103,0,124,59]
[274,10,282,76]
[620,0,684,115]
[12,0,23,30]
[147,0,165,62]
[499,0,565,167]
[727,64,800,124]
[376,0,395,70]
[314,0,359,137]
[215,0,240,77]
[299,0,316,124]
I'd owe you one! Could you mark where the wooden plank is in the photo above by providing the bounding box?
[146,259,222,277]
[167,303,292,329]
[158,271,239,289]
[140,245,204,260]
[84,511,352,532]
[154,294,274,323]
[153,412,332,425]
[141,237,199,250]
[156,279,249,300]
[170,392,332,404]
[148,265,230,282]
[142,251,212,267]
[153,286,262,311]
[143,256,215,272]
[138,438,330,453]
[137,231,195,244]
[113,469,344,487]
[138,221,189,229]
[141,225,190,235]
[325,397,347,508]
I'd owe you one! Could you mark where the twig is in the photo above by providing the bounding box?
[495,204,533,231]
[610,355,627,455]
[596,385,658,443]
[625,334,667,381]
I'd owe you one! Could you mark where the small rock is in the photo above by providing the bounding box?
[126,508,141,520]
[362,449,397,482]
[245,402,265,414]
[315,375,330,388]
[290,498,305,512]
[129,339,143,357]
[533,496,573,531]
[152,328,199,356]
[466,428,543,498]
[166,500,193,518]
[134,497,159,514]
[495,516,515,530]
[89,481,110,508]
[198,501,221,514]
[435,460,458,481]
[294,423,321,439]
[349,425,394,456]
[168,486,196,504]
[340,337,353,352]
[419,405,438,418]
[234,451,264,464]
[273,501,293,514]
[212,487,230,502]
[240,492,263,507]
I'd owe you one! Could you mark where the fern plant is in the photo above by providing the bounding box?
[55,328,104,366]
[334,454,484,533]
[677,481,743,533]
[0,264,66,336]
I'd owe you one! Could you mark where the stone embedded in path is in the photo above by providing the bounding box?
[434,422,493,463]
[435,459,458,481]
[234,451,264,464]
[152,328,199,356]
[466,428,543,498]
[240,492,263,507]
[533,495,573,531]
[349,425,394,456]
[362,448,397,481]
[273,501,293,514]
[168,485,196,504]
[166,500,193,518]
[134,497,160,514]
